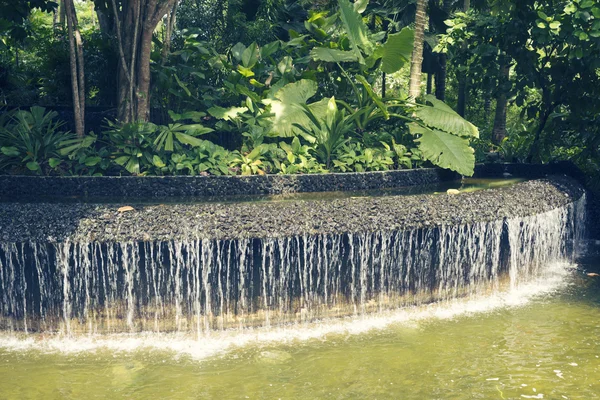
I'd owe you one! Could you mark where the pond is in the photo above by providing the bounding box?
[1,177,524,204]
[0,244,598,399]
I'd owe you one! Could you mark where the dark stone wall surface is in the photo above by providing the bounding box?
[0,168,459,200]
[0,175,585,243]
[0,161,583,201]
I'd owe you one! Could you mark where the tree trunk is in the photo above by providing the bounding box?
[492,58,510,145]
[435,53,446,101]
[112,0,177,123]
[161,1,178,65]
[526,108,551,163]
[96,8,112,34]
[426,73,433,95]
[59,0,66,28]
[64,0,85,136]
[435,0,452,101]
[408,0,427,100]
[456,0,470,117]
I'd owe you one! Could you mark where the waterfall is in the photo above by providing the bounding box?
[0,196,586,335]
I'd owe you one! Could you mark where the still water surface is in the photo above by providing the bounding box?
[0,244,598,400]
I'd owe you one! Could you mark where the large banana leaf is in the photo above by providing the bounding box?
[415,95,479,138]
[338,0,373,63]
[263,80,329,137]
[410,123,475,176]
[381,27,414,74]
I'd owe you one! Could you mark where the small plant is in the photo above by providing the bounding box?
[230,145,271,175]
[103,120,157,175]
[153,112,214,152]
[274,137,325,174]
[0,106,79,174]
[293,97,355,169]
[333,142,394,172]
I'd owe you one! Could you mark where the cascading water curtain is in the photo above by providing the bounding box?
[0,196,586,335]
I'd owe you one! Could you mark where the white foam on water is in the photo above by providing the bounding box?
[0,261,573,361]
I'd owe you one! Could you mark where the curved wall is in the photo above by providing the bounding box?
[0,175,585,243]
[0,167,587,335]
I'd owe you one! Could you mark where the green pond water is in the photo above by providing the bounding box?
[0,246,599,400]
[3,178,524,204]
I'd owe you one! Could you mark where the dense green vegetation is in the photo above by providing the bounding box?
[1,0,599,180]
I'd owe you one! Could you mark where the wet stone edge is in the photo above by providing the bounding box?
[0,174,585,243]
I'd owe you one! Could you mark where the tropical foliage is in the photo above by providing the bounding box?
[2,0,599,181]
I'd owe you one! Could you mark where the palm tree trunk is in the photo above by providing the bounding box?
[408,0,427,100]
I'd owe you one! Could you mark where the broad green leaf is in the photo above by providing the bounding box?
[549,21,561,30]
[125,158,140,174]
[114,156,130,166]
[338,0,374,63]
[263,80,330,137]
[231,42,246,61]
[183,124,214,135]
[310,47,359,62]
[242,42,259,68]
[1,146,19,156]
[564,3,577,14]
[581,0,594,8]
[49,158,62,168]
[381,27,414,74]
[153,155,166,168]
[370,31,386,42]
[208,106,248,121]
[84,156,101,166]
[175,132,206,147]
[261,41,280,58]
[277,56,293,75]
[415,95,479,138]
[410,123,474,176]
[26,161,40,171]
[237,65,255,77]
[354,0,369,13]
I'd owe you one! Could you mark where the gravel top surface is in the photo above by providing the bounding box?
[0,175,584,243]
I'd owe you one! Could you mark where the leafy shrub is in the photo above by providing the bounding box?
[0,106,79,174]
